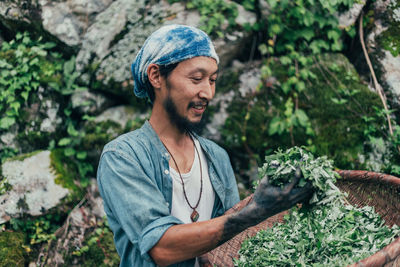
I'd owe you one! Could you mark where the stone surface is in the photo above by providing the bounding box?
[94,105,146,128]
[40,101,62,133]
[337,1,366,28]
[71,89,108,115]
[39,0,113,46]
[366,0,400,106]
[205,61,261,141]
[41,2,83,46]
[1,0,255,89]
[380,50,400,100]
[0,151,70,224]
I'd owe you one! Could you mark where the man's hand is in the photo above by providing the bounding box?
[218,168,313,247]
[149,169,313,266]
[250,167,312,220]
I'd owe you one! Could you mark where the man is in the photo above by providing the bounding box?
[97,24,311,267]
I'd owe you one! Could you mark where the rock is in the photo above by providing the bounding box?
[94,105,144,128]
[71,89,108,115]
[41,2,84,46]
[75,0,157,84]
[205,61,261,141]
[380,50,400,99]
[366,0,400,107]
[39,0,113,46]
[0,132,17,149]
[0,151,70,224]
[206,90,236,141]
[259,0,271,18]
[40,100,62,133]
[37,179,113,266]
[0,1,33,23]
[76,0,255,86]
[337,1,366,28]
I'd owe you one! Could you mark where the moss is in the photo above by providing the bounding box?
[6,150,42,162]
[220,53,384,179]
[65,224,120,267]
[0,231,25,267]
[307,53,384,168]
[81,228,120,267]
[377,24,400,57]
[50,149,84,200]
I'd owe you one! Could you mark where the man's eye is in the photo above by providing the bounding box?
[191,77,202,82]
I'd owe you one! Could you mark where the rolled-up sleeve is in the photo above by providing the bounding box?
[97,146,182,262]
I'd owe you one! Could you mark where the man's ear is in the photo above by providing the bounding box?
[147,64,161,89]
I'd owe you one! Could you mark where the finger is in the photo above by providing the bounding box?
[283,167,302,193]
[288,186,313,204]
[258,174,270,187]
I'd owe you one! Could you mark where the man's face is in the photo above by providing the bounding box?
[160,56,218,133]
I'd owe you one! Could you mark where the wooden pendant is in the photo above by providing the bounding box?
[190,209,199,222]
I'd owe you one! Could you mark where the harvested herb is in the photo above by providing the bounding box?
[235,147,400,267]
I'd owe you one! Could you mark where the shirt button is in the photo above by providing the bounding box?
[164,169,169,175]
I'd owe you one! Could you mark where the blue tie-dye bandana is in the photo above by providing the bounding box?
[131,24,219,100]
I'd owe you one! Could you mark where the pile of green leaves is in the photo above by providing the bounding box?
[258,146,342,204]
[236,147,400,266]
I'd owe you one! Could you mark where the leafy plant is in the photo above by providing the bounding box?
[0,32,61,130]
[69,219,120,266]
[236,147,400,266]
[9,214,62,247]
[187,0,238,37]
[262,0,355,55]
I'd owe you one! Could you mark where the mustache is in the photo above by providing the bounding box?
[188,100,209,108]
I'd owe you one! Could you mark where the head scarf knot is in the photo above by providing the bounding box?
[131,24,219,100]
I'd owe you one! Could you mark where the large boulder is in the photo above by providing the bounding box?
[0,151,70,224]
[366,0,400,109]
[0,0,256,97]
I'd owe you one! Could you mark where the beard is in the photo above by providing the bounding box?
[163,94,206,135]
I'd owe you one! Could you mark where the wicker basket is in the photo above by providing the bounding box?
[206,170,400,267]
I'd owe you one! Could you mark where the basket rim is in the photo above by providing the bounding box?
[208,169,400,267]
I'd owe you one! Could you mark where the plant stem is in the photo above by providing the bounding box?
[358,12,393,136]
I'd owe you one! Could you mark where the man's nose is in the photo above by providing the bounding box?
[198,81,215,100]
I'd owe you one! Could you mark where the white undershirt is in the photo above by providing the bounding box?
[170,138,215,267]
[170,138,215,223]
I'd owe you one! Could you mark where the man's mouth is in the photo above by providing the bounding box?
[189,101,208,113]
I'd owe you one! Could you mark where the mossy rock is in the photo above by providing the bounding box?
[0,231,25,267]
[50,149,85,202]
[220,53,383,180]
[65,224,120,267]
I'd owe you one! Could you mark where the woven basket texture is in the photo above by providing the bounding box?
[206,170,400,267]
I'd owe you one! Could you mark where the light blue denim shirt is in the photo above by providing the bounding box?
[97,121,240,267]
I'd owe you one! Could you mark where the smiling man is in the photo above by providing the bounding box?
[97,24,312,267]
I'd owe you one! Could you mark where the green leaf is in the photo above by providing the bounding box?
[0,116,16,129]
[331,97,348,104]
[58,138,71,146]
[269,117,284,135]
[76,151,87,160]
[67,123,79,137]
[295,109,309,126]
[10,102,20,114]
[64,147,76,157]
[298,28,315,41]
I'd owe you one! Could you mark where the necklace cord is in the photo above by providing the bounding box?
[161,136,203,211]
